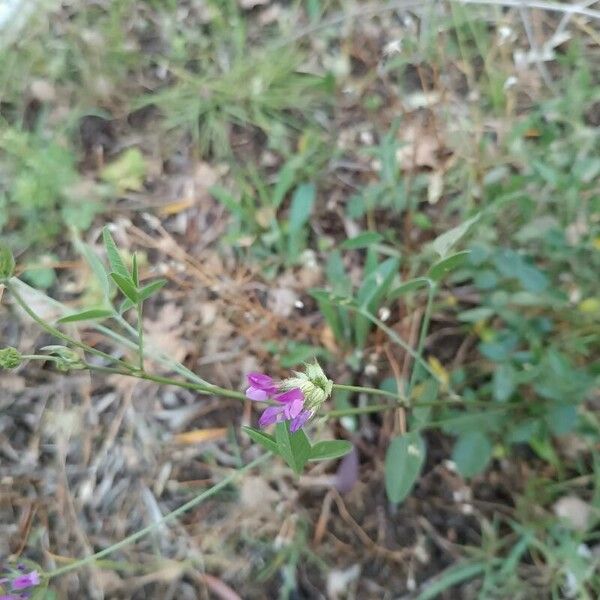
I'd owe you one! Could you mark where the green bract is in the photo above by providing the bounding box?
[280,360,333,414]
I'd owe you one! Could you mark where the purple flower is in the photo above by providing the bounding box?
[11,571,39,591]
[0,595,22,600]
[245,372,278,401]
[245,373,311,432]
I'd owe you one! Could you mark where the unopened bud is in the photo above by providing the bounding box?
[0,347,22,369]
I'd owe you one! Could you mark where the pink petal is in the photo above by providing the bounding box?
[246,386,269,401]
[290,410,311,432]
[275,388,303,404]
[259,406,284,428]
[284,397,304,419]
[11,571,39,590]
[247,372,275,390]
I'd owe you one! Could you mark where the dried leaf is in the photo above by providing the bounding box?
[174,428,228,445]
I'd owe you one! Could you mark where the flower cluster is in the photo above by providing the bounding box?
[0,566,40,600]
[245,362,332,432]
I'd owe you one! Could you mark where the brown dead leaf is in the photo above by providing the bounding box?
[174,428,228,445]
[144,303,193,364]
[396,124,442,170]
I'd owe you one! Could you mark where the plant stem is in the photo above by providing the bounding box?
[327,397,499,418]
[7,281,134,372]
[136,301,144,371]
[82,363,246,401]
[332,383,402,401]
[45,453,270,579]
[408,281,436,394]
[326,404,393,418]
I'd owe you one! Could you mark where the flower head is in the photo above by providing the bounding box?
[245,361,332,432]
[279,361,333,413]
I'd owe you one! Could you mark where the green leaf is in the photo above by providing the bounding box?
[384,431,426,504]
[275,421,312,474]
[341,232,383,250]
[388,278,430,301]
[58,308,114,324]
[492,363,516,402]
[428,250,471,280]
[242,426,279,454]
[355,257,399,347]
[78,241,110,299]
[288,183,316,258]
[210,185,245,219]
[452,431,492,478]
[272,157,300,208]
[110,272,139,303]
[102,227,130,279]
[309,440,353,461]
[138,279,167,301]
[310,289,344,342]
[544,403,577,436]
[131,253,139,287]
[118,297,136,314]
[288,183,315,231]
[0,243,15,279]
[432,214,480,258]
[416,562,486,600]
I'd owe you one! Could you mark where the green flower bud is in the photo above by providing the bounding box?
[0,244,15,280]
[40,345,85,372]
[0,347,23,369]
[280,360,333,413]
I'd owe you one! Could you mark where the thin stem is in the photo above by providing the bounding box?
[82,363,246,402]
[326,404,393,418]
[354,305,461,399]
[332,383,402,401]
[136,301,144,372]
[7,281,134,372]
[328,400,525,420]
[45,453,270,579]
[408,281,436,394]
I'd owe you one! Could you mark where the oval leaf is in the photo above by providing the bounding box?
[309,440,353,461]
[275,422,311,474]
[58,308,113,323]
[452,431,492,478]
[385,431,426,504]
